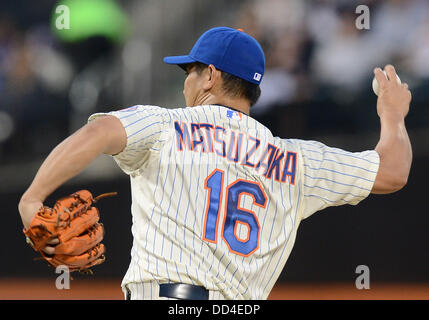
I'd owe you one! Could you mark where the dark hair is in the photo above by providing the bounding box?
[190,62,261,106]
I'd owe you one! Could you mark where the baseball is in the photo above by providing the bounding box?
[372,70,401,96]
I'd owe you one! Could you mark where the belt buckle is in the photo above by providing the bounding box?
[159,283,209,300]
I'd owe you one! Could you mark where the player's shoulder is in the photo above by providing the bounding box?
[118,104,178,122]
[115,104,166,113]
[271,136,304,154]
[277,137,336,151]
[111,104,217,124]
[160,104,227,123]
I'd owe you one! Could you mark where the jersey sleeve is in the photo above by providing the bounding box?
[88,105,171,175]
[293,139,380,220]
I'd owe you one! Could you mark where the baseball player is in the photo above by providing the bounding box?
[18,27,412,300]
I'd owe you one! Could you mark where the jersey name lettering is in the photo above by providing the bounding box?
[175,120,297,184]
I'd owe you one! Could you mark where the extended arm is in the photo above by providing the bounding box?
[371,65,412,194]
[18,115,126,229]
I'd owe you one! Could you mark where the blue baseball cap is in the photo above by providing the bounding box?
[163,27,265,85]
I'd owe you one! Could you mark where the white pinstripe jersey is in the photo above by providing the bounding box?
[88,104,379,299]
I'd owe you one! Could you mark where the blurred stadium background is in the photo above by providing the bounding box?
[1,0,428,299]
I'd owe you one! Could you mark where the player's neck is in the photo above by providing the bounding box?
[195,93,250,115]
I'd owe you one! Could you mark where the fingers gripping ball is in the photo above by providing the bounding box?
[372,70,401,96]
[23,190,117,272]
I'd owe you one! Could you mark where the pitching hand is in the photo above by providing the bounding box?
[374,65,411,121]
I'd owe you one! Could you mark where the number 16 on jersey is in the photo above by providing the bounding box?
[202,169,267,257]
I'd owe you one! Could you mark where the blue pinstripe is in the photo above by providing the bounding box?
[172,109,188,272]
[229,112,243,287]
[174,261,183,283]
[127,121,161,139]
[182,111,196,261]
[304,183,364,199]
[214,252,225,278]
[249,115,260,282]
[190,110,203,273]
[124,113,159,128]
[145,141,163,278]
[302,155,378,173]
[128,130,164,147]
[118,112,140,120]
[300,146,379,165]
[220,115,233,283]
[234,114,252,297]
[180,109,196,284]
[154,141,174,278]
[198,107,211,290]
[304,193,348,203]
[262,181,301,294]
[302,141,379,162]
[304,173,372,191]
[303,164,374,182]
[254,125,272,289]
[206,107,222,277]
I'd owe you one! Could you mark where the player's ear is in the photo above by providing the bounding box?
[203,64,221,91]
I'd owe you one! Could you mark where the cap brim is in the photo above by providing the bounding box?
[163,55,196,66]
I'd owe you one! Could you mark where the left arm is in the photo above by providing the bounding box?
[371,65,412,194]
[18,115,126,229]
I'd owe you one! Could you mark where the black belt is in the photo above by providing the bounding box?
[159,283,209,300]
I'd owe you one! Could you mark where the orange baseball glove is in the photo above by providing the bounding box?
[23,190,116,272]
